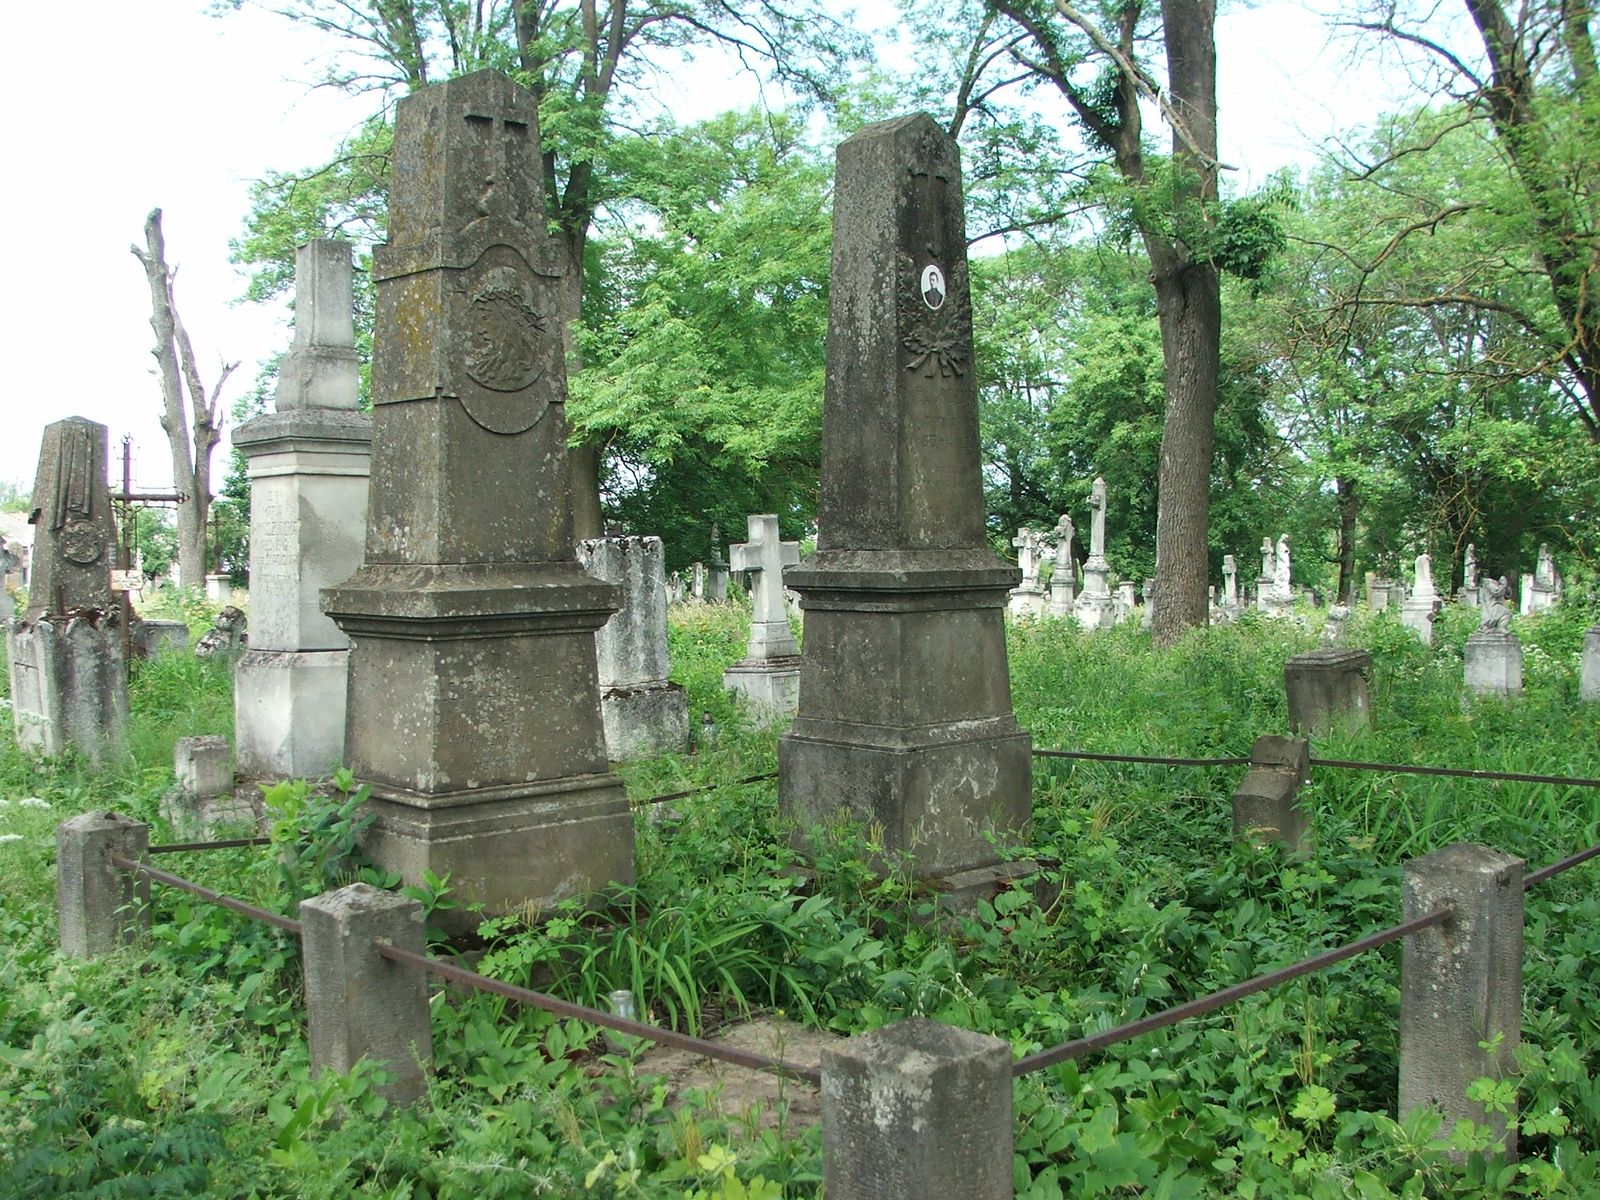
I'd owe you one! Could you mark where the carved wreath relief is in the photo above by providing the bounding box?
[464,264,546,393]
[899,253,970,378]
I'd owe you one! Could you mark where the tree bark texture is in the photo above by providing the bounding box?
[131,209,236,588]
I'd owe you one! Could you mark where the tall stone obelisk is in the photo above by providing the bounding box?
[778,115,1031,879]
[323,70,632,916]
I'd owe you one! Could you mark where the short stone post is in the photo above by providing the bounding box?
[56,813,150,958]
[1231,735,1313,854]
[164,734,252,836]
[1400,844,1523,1158]
[1581,624,1600,702]
[300,882,433,1105]
[1464,630,1523,697]
[821,1017,1012,1199]
[1284,647,1373,735]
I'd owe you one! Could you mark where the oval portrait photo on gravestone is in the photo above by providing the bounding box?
[920,263,946,310]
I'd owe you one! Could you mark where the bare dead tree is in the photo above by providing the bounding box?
[131,209,239,589]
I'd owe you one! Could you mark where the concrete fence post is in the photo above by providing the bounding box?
[1400,843,1524,1158]
[821,1017,1012,1199]
[1231,734,1313,854]
[300,882,433,1105]
[56,812,150,958]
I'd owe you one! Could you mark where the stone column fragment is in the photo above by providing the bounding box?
[821,1018,1012,1200]
[1400,844,1523,1158]
[577,535,689,759]
[56,812,149,958]
[1284,647,1373,735]
[301,883,433,1105]
[1231,734,1312,854]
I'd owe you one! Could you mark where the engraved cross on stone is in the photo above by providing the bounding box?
[730,514,800,659]
[466,102,530,217]
[908,166,950,259]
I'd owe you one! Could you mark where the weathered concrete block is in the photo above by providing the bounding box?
[1581,624,1600,703]
[56,812,149,958]
[1464,631,1523,697]
[7,613,128,765]
[175,735,234,798]
[822,1017,1012,1199]
[599,681,690,761]
[1284,647,1373,735]
[1400,844,1523,1158]
[137,619,190,657]
[724,657,801,726]
[234,648,350,781]
[1231,735,1312,854]
[300,883,433,1105]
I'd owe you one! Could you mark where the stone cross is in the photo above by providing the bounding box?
[729,514,800,660]
[1052,513,1075,565]
[1223,554,1238,605]
[1012,527,1044,585]
[1087,477,1108,563]
[1260,537,1274,580]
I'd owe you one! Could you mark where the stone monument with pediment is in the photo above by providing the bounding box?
[778,114,1031,882]
[6,417,127,762]
[322,71,631,922]
[234,239,372,781]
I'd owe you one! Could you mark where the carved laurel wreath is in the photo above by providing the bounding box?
[898,253,971,378]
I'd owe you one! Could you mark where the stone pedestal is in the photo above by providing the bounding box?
[577,535,689,759]
[7,613,127,765]
[1400,596,1440,643]
[1464,630,1523,697]
[779,115,1030,880]
[1582,625,1600,702]
[56,813,149,959]
[1284,647,1373,735]
[1073,562,1117,630]
[323,72,631,920]
[1047,571,1075,617]
[1007,582,1046,618]
[234,409,372,780]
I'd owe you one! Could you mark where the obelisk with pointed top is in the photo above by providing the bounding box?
[323,71,631,923]
[779,114,1031,881]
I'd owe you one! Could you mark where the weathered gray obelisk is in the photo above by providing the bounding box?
[323,70,632,917]
[6,418,127,763]
[234,239,372,781]
[779,114,1031,879]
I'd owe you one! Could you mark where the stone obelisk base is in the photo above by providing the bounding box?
[325,563,633,923]
[234,648,350,781]
[779,554,1031,879]
[6,614,127,764]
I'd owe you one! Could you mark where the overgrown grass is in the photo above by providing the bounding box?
[2,597,1597,1197]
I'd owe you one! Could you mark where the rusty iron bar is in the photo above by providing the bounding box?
[146,836,272,855]
[110,852,303,935]
[1524,841,1600,888]
[639,771,778,807]
[1032,749,1250,768]
[374,940,822,1087]
[1309,757,1600,790]
[1012,906,1452,1076]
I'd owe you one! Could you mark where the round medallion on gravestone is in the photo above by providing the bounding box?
[456,250,554,435]
[60,519,103,565]
[920,264,946,310]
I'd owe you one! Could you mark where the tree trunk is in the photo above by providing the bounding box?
[1151,254,1221,641]
[131,209,235,589]
[556,222,605,541]
[1335,474,1359,602]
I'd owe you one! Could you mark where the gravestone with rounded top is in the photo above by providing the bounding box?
[778,114,1031,880]
[322,70,631,923]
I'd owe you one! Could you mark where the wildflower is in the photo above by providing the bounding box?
[0,834,24,844]
[18,797,49,810]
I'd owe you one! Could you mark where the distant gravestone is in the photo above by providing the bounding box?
[723,514,802,722]
[1401,551,1441,644]
[1073,477,1116,629]
[6,418,127,763]
[779,114,1031,882]
[322,70,631,923]
[1007,527,1046,618]
[1527,543,1560,613]
[233,240,372,781]
[1285,647,1373,735]
[1047,514,1076,616]
[1581,625,1600,702]
[578,535,690,758]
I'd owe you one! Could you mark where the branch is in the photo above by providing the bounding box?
[1335,18,1485,88]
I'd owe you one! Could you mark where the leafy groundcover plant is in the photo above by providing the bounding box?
[1,597,1597,1197]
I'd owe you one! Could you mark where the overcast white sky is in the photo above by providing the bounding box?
[0,1,1411,493]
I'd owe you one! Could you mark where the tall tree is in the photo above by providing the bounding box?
[131,209,238,588]
[907,0,1284,641]
[1342,0,1600,439]
[226,0,862,536]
